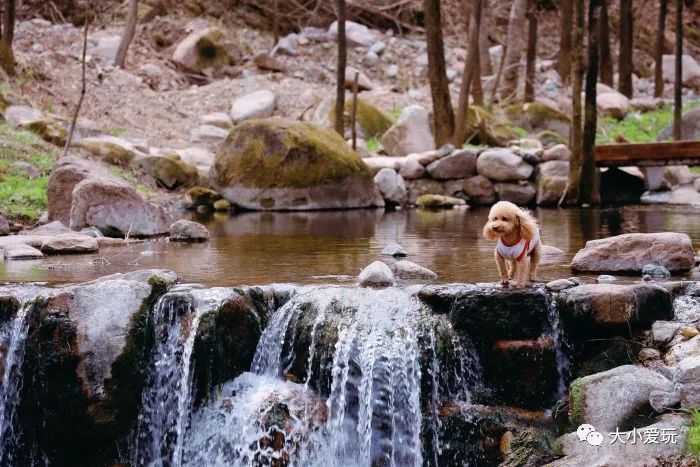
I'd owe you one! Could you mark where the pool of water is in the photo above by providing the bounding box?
[2,205,700,286]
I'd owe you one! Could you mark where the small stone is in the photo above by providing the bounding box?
[597,274,617,283]
[398,157,426,180]
[169,219,209,242]
[40,234,99,254]
[213,199,231,212]
[642,274,653,282]
[416,194,467,209]
[382,242,407,257]
[253,53,286,72]
[391,260,437,280]
[639,348,661,362]
[520,152,541,166]
[642,264,671,278]
[374,168,407,205]
[358,261,394,287]
[649,390,681,413]
[545,278,578,292]
[230,89,276,123]
[653,321,684,344]
[199,112,233,129]
[681,327,700,341]
[542,144,571,162]
[189,125,229,148]
[386,64,399,78]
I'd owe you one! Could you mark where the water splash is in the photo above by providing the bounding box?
[544,291,571,399]
[673,293,700,322]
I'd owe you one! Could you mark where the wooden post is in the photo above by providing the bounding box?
[581,0,602,204]
[62,13,89,158]
[558,0,573,83]
[618,0,634,98]
[673,0,683,140]
[334,0,347,136]
[654,0,668,97]
[351,71,359,151]
[524,0,537,103]
[599,0,613,86]
[568,0,584,204]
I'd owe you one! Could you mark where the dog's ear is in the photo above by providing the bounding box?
[483,223,499,240]
[517,210,538,241]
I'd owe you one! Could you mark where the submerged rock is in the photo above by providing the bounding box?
[210,118,383,211]
[358,261,394,287]
[382,242,407,257]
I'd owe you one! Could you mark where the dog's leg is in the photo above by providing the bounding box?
[495,249,509,286]
[515,257,530,288]
[529,244,541,284]
[507,260,516,280]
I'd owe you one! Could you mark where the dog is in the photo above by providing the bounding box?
[482,201,542,288]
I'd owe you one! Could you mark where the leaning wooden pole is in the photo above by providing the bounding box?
[62,14,89,158]
[673,0,683,140]
[351,71,359,151]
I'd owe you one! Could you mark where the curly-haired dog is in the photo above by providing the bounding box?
[482,201,542,288]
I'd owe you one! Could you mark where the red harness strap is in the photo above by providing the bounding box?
[516,240,531,262]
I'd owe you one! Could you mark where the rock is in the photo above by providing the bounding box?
[666,335,700,365]
[4,105,43,126]
[568,365,672,432]
[391,260,437,280]
[22,220,73,237]
[669,185,700,206]
[571,232,695,273]
[658,108,700,140]
[600,167,646,204]
[462,175,495,204]
[665,165,694,186]
[596,274,616,283]
[476,149,533,181]
[358,261,394,286]
[426,149,477,180]
[48,157,111,225]
[0,215,8,236]
[40,234,99,254]
[407,145,454,166]
[320,96,392,140]
[502,102,571,139]
[536,160,568,206]
[230,89,276,123]
[133,154,199,189]
[373,168,407,205]
[169,219,209,242]
[88,35,120,66]
[596,90,631,119]
[381,105,435,157]
[542,144,571,162]
[10,161,41,178]
[273,33,297,56]
[73,135,144,165]
[344,66,373,91]
[649,389,681,412]
[630,97,663,112]
[210,118,383,210]
[363,156,401,174]
[397,157,426,180]
[213,199,231,212]
[678,356,700,407]
[495,182,536,205]
[641,190,673,204]
[253,53,286,72]
[172,27,234,72]
[405,179,449,204]
[545,278,578,292]
[652,321,684,344]
[416,194,467,209]
[638,347,662,361]
[382,242,407,257]
[557,283,672,333]
[642,264,671,278]
[329,20,378,47]
[189,124,229,149]
[385,64,399,78]
[682,327,700,340]
[70,177,172,236]
[187,186,221,207]
[3,243,43,260]
[662,54,700,89]
[199,112,232,129]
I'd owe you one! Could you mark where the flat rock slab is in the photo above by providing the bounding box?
[41,234,99,254]
[3,243,43,260]
[571,232,695,273]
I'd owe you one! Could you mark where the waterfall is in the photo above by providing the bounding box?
[133,287,234,467]
[0,295,35,464]
[544,291,571,399]
[184,286,481,467]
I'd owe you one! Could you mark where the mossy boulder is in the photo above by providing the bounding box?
[502,102,571,140]
[187,186,221,207]
[26,119,68,146]
[133,154,199,189]
[462,106,522,147]
[316,95,392,140]
[172,27,235,72]
[210,118,384,210]
[73,135,144,165]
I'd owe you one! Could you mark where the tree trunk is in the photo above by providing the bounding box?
[454,0,482,145]
[479,0,492,75]
[334,0,347,136]
[501,0,528,101]
[558,0,573,83]
[273,0,280,47]
[424,0,455,147]
[673,0,683,140]
[582,0,602,204]
[654,0,668,97]
[599,0,613,86]
[568,0,585,203]
[618,0,634,97]
[524,0,537,103]
[0,0,16,74]
[114,0,138,68]
[469,0,484,105]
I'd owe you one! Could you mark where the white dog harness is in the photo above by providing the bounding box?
[497,230,540,262]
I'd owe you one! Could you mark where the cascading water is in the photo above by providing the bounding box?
[183,286,481,467]
[543,291,571,399]
[132,286,235,467]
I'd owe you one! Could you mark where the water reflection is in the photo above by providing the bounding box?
[1,206,700,286]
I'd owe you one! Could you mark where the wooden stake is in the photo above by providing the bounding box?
[351,71,359,151]
[62,12,89,158]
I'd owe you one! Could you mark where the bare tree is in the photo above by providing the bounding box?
[468,0,484,105]
[0,0,16,74]
[479,0,492,75]
[454,0,483,145]
[524,0,538,102]
[334,0,347,136]
[673,0,683,140]
[568,0,585,204]
[618,0,634,97]
[558,0,573,83]
[501,0,528,100]
[424,0,455,147]
[63,14,90,158]
[273,0,280,47]
[599,0,613,86]
[114,0,138,68]
[582,0,602,204]
[654,0,668,97]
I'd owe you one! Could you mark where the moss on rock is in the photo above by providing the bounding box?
[502,102,571,140]
[416,194,466,209]
[187,186,221,206]
[463,106,522,146]
[327,98,393,139]
[134,154,199,189]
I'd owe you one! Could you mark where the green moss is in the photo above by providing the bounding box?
[568,378,586,426]
[187,186,221,206]
[327,98,392,138]
[501,102,571,139]
[0,174,48,219]
[463,106,521,146]
[108,167,150,193]
[366,136,380,152]
[388,107,402,123]
[537,130,567,147]
[597,101,700,144]
[685,408,700,459]
[214,118,372,190]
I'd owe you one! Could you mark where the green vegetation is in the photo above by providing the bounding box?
[597,101,700,144]
[686,408,700,459]
[366,136,380,152]
[0,122,58,220]
[388,107,402,123]
[108,166,150,193]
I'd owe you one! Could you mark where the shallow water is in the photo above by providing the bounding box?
[2,205,700,285]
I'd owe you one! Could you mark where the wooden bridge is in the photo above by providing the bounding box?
[595,141,700,189]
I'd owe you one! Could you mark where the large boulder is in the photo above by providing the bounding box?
[426,149,477,180]
[462,175,496,205]
[210,118,383,210]
[70,177,173,236]
[381,105,435,157]
[658,108,700,140]
[502,102,571,139]
[48,157,104,225]
[494,182,536,205]
[133,154,199,189]
[662,54,700,89]
[597,89,630,119]
[230,90,276,124]
[169,219,209,242]
[73,136,144,165]
[172,27,234,72]
[600,167,646,203]
[315,96,392,140]
[571,232,695,273]
[536,160,568,206]
[476,148,533,181]
[568,365,672,432]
